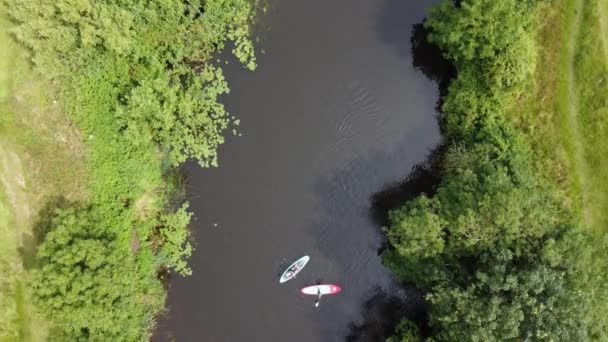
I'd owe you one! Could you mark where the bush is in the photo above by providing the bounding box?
[32,206,165,341]
[157,203,194,276]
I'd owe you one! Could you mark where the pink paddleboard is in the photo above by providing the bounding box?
[301,284,342,295]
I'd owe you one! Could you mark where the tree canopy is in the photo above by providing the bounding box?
[32,207,165,340]
[383,0,605,340]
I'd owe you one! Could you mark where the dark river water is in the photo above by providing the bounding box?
[154,0,441,340]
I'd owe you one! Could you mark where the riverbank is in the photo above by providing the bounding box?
[2,1,256,339]
[384,0,608,339]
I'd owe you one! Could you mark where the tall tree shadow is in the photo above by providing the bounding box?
[374,0,444,60]
[18,196,71,269]
[308,137,438,341]
[411,22,456,137]
[336,148,442,341]
[346,285,428,342]
[370,144,445,229]
[411,23,455,96]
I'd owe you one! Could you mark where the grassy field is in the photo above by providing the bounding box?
[513,0,608,234]
[575,0,608,234]
[0,5,86,340]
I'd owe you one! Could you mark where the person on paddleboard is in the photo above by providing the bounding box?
[314,288,323,307]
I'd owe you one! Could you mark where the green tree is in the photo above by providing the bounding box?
[384,147,592,340]
[425,0,535,63]
[32,207,165,341]
[387,319,422,342]
[428,250,587,341]
[426,0,537,140]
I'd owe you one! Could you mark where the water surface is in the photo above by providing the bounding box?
[155,0,441,340]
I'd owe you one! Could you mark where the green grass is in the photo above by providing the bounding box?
[513,0,608,234]
[1,5,40,339]
[556,0,586,218]
[574,0,608,234]
[0,5,85,340]
[512,1,572,187]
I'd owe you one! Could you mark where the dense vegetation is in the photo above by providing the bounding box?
[383,0,608,340]
[4,0,256,339]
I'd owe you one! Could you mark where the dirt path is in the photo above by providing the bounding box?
[565,0,594,226]
[0,141,31,244]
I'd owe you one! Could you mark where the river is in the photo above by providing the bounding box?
[154,0,441,340]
